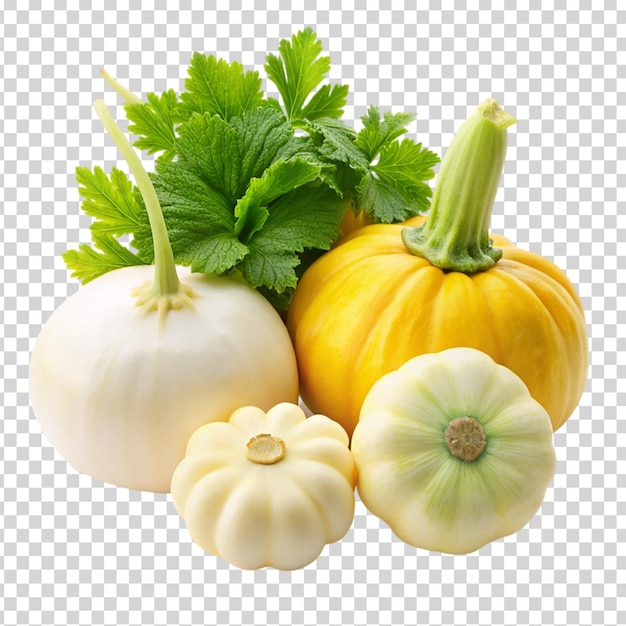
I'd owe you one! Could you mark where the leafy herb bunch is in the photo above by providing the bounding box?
[66,28,439,307]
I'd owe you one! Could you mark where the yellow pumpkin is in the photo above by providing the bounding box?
[338,207,375,237]
[287,100,588,437]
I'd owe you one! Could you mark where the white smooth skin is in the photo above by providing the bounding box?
[171,403,356,570]
[29,265,299,492]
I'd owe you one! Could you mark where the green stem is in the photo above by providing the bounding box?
[401,99,516,274]
[93,99,180,298]
[99,69,143,104]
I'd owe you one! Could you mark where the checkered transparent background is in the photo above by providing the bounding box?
[1,1,624,625]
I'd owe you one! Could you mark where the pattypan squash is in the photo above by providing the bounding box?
[287,99,588,437]
[351,347,557,554]
[170,403,356,570]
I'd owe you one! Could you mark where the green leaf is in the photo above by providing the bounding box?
[263,97,283,113]
[179,53,264,121]
[65,166,152,280]
[124,90,182,163]
[345,108,441,222]
[174,113,244,202]
[147,163,240,274]
[169,230,249,276]
[355,106,415,162]
[301,83,350,121]
[308,118,368,172]
[270,133,342,194]
[75,166,146,235]
[149,108,333,282]
[148,104,346,294]
[265,28,347,122]
[241,183,347,292]
[355,137,439,222]
[234,157,321,242]
[171,108,296,202]
[356,174,420,223]
[229,108,295,186]
[373,138,439,191]
[360,138,439,219]
[63,231,146,284]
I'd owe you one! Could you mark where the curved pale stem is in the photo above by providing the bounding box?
[93,99,180,297]
[99,69,143,104]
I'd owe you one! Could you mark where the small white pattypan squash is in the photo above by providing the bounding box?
[351,347,557,555]
[171,402,356,570]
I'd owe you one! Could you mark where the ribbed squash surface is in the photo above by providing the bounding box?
[287,217,588,437]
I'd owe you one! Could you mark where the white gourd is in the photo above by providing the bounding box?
[28,101,299,493]
[29,265,298,492]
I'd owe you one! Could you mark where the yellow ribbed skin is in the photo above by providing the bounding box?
[287,217,588,437]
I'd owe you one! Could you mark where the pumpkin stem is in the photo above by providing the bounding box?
[401,99,516,274]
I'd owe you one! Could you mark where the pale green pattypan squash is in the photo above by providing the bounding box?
[351,347,557,554]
